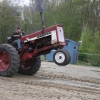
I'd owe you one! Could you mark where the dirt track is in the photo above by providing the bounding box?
[0,62,100,100]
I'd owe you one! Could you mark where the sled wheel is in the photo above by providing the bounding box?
[53,49,70,66]
[18,57,41,75]
[0,44,19,77]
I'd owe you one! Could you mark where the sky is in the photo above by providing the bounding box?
[20,0,29,5]
[14,0,30,6]
[0,0,30,6]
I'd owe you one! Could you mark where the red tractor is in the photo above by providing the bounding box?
[0,0,71,77]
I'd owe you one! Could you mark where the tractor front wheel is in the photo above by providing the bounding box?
[0,44,20,77]
[64,50,71,65]
[53,49,70,66]
[18,57,41,75]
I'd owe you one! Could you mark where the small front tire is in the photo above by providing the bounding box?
[53,49,70,66]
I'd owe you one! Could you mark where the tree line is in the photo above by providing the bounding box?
[0,0,100,54]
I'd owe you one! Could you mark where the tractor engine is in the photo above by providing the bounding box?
[20,25,66,62]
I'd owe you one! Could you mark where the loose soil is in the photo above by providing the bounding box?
[0,62,100,100]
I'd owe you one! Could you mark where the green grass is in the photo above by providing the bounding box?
[75,60,100,67]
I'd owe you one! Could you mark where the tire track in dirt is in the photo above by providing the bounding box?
[0,72,100,94]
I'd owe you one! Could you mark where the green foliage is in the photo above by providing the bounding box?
[79,26,100,54]
[78,53,100,67]
[0,0,21,44]
[78,53,88,62]
[88,54,100,67]
[89,32,100,54]
[79,26,92,53]
[79,25,100,67]
[0,0,99,43]
[46,0,83,41]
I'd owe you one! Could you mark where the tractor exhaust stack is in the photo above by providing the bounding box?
[35,0,45,29]
[40,12,45,29]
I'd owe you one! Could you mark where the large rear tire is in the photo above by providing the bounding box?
[0,44,20,77]
[53,49,70,66]
[18,57,41,75]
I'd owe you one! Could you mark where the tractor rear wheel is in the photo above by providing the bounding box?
[18,57,41,75]
[0,44,20,77]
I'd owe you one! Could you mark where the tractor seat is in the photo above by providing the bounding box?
[7,37,23,51]
[7,37,14,44]
[7,37,17,46]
